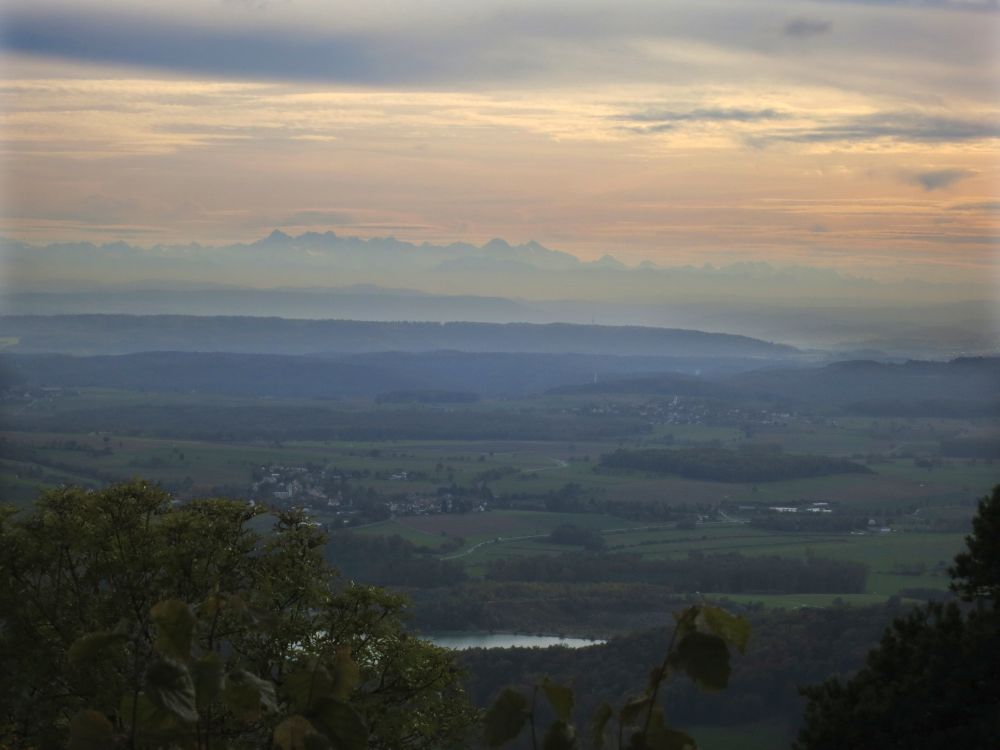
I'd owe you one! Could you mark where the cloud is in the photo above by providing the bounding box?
[1,0,996,95]
[821,0,998,11]
[620,107,788,124]
[623,123,677,135]
[755,112,1000,145]
[280,210,356,226]
[784,18,833,37]
[0,7,538,86]
[617,108,789,133]
[949,200,1000,212]
[907,168,976,190]
[222,0,286,8]
[3,193,144,224]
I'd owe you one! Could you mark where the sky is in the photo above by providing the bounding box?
[1,0,998,286]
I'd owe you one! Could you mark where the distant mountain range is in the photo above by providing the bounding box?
[2,229,844,279]
[3,231,995,356]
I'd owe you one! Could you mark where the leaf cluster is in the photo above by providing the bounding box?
[0,481,477,750]
[796,485,1000,749]
[483,604,750,750]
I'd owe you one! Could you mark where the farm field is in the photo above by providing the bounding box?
[353,509,643,546]
[378,509,966,599]
[2,387,995,619]
[5,423,994,518]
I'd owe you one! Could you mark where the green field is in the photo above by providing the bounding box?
[2,388,996,616]
[355,509,641,545]
[3,388,996,509]
[382,510,966,598]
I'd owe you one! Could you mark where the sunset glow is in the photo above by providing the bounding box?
[1,0,997,284]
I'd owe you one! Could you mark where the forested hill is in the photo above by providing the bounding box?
[0,350,772,398]
[728,357,1000,413]
[0,315,798,358]
[549,357,1000,415]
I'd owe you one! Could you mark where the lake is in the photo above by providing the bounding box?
[426,633,605,650]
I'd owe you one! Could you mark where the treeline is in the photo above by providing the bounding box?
[8,403,649,442]
[547,524,605,550]
[376,389,479,404]
[846,399,1000,418]
[406,582,694,635]
[548,374,735,398]
[0,314,795,357]
[506,485,710,523]
[940,437,1000,459]
[0,437,125,486]
[600,446,871,483]
[485,551,868,593]
[728,357,1000,412]
[749,513,872,533]
[458,602,909,735]
[324,532,467,588]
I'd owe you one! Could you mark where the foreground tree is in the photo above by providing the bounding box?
[949,484,1000,602]
[795,485,1000,750]
[0,481,477,749]
[483,603,751,749]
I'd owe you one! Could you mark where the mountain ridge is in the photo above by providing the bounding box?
[0,314,798,358]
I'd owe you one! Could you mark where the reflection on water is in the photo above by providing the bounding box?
[427,633,605,650]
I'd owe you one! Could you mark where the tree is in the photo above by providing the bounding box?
[795,485,1000,750]
[483,603,751,749]
[0,481,477,749]
[949,484,1000,602]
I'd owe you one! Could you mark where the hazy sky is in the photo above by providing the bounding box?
[1,0,998,284]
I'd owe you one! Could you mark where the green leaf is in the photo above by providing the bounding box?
[223,668,278,722]
[310,696,369,750]
[483,688,529,747]
[699,605,751,654]
[672,606,700,644]
[331,645,361,700]
[197,593,221,620]
[641,729,698,750]
[67,631,128,666]
[304,735,334,750]
[192,652,225,709]
[224,592,248,614]
[151,598,197,661]
[672,632,730,692]
[619,694,651,727]
[145,657,199,723]
[68,710,114,750]
[645,665,667,693]
[646,729,697,750]
[644,708,697,750]
[542,719,578,750]
[285,659,334,712]
[120,692,178,735]
[541,677,574,722]
[591,702,613,750]
[274,715,320,750]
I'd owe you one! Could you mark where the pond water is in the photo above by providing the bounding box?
[426,633,605,650]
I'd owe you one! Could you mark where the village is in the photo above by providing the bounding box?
[247,462,488,524]
[571,395,796,429]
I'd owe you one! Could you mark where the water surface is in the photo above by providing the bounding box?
[427,633,605,650]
